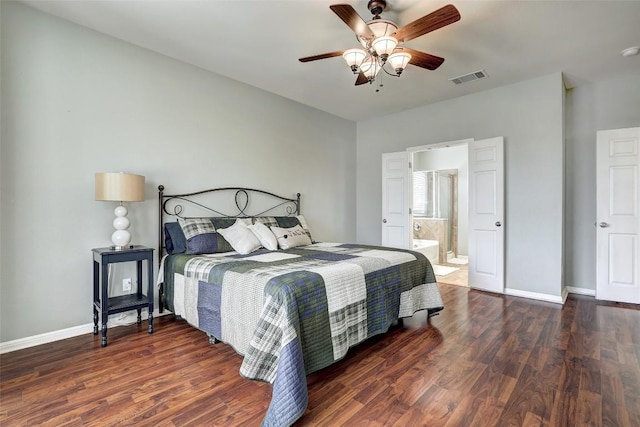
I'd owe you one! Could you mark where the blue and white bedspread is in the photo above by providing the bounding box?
[162,242,443,426]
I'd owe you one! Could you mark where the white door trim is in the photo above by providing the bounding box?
[407,139,474,154]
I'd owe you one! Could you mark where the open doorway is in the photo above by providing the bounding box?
[409,141,470,287]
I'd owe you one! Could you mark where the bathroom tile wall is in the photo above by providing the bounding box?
[414,218,448,263]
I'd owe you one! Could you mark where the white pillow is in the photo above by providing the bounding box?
[217,218,262,255]
[248,222,278,251]
[270,224,312,250]
[296,215,313,242]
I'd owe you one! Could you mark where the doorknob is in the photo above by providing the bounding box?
[495,221,501,227]
[599,222,609,228]
[382,219,387,223]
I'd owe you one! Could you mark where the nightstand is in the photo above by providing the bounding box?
[92,245,154,347]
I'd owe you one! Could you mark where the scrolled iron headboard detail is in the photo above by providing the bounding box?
[157,185,301,255]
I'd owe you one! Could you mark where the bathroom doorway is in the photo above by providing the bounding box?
[410,141,470,287]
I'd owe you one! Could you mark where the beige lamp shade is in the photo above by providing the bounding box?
[95,172,145,202]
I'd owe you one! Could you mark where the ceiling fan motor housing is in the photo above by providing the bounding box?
[368,0,387,18]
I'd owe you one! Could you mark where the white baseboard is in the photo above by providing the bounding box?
[504,287,566,305]
[504,286,598,304]
[0,309,171,354]
[0,323,95,355]
[566,286,596,296]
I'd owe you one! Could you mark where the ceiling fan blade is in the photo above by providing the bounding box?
[394,4,461,43]
[330,4,375,39]
[299,50,345,62]
[355,72,368,86]
[401,47,445,70]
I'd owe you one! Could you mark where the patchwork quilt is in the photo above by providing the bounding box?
[161,242,443,426]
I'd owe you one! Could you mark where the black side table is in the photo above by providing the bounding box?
[92,245,154,347]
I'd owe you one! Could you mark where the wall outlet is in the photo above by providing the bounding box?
[122,278,132,292]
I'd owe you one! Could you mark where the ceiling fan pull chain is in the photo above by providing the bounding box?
[375,72,384,93]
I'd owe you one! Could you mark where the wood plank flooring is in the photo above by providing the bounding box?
[2,284,640,426]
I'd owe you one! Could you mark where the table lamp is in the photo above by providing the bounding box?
[95,172,145,249]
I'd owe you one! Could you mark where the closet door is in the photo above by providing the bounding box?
[596,127,640,303]
[381,151,410,249]
[468,137,504,294]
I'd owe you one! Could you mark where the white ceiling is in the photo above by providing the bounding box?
[21,0,640,122]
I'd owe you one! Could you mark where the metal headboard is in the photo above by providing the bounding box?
[157,185,301,256]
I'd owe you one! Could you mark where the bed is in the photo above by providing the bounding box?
[157,186,443,426]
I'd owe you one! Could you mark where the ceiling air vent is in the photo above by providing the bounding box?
[449,70,488,85]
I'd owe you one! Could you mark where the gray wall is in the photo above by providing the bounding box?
[565,74,640,291]
[356,73,565,298]
[0,2,356,342]
[2,1,638,345]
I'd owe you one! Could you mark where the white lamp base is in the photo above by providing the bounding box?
[111,204,132,249]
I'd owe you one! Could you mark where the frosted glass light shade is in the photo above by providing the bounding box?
[357,19,398,47]
[360,58,381,79]
[368,19,398,38]
[388,52,412,74]
[372,36,398,59]
[342,48,367,72]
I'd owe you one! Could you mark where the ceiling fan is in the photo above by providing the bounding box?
[299,1,461,86]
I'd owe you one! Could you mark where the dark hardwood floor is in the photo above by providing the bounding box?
[2,284,639,426]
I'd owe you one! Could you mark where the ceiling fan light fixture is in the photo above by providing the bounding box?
[300,3,461,88]
[372,36,398,61]
[342,48,367,73]
[368,19,398,38]
[356,19,398,48]
[360,57,381,81]
[388,52,411,75]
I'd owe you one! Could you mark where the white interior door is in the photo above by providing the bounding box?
[382,152,410,249]
[596,127,640,303]
[468,137,504,293]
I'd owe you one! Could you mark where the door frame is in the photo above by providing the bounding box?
[407,139,472,271]
[406,137,504,293]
